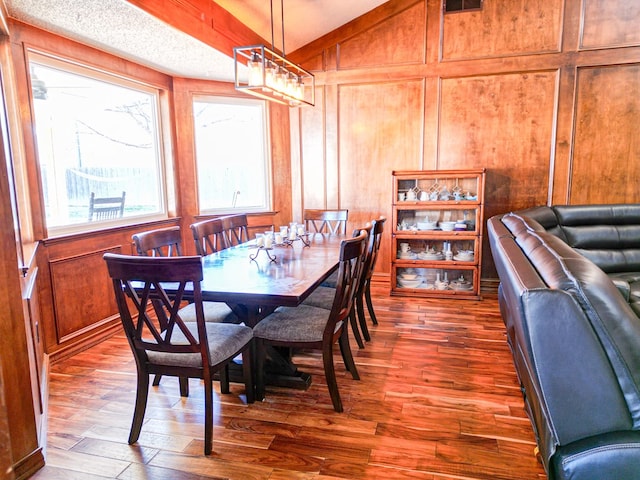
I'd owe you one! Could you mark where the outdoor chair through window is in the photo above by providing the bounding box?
[88,191,125,221]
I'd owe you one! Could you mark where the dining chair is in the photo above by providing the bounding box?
[303,224,372,349]
[88,191,125,221]
[132,226,238,324]
[220,214,249,247]
[304,209,348,234]
[190,218,228,255]
[131,226,239,391]
[132,225,183,257]
[253,230,368,412]
[355,216,386,341]
[103,253,254,455]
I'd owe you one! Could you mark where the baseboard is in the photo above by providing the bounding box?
[13,447,44,480]
[48,319,121,365]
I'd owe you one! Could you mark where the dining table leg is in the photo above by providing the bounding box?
[224,303,313,391]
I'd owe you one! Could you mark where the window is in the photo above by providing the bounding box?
[29,53,166,233]
[193,96,271,213]
[444,0,483,13]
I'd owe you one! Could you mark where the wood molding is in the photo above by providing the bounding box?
[12,447,44,480]
[47,320,121,366]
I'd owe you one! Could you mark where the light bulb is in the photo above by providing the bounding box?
[285,74,297,99]
[274,66,287,96]
[247,51,263,86]
[295,77,304,100]
[264,61,277,90]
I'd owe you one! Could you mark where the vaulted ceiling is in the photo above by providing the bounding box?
[5,0,389,82]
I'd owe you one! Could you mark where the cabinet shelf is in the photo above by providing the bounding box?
[391,169,486,299]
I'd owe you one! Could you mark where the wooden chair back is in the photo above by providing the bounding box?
[132,226,183,257]
[103,252,254,455]
[304,209,348,234]
[104,253,205,363]
[364,216,386,281]
[327,231,368,335]
[190,218,227,255]
[88,191,125,221]
[220,214,249,246]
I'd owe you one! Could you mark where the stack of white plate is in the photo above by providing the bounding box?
[419,251,444,260]
[453,250,474,261]
[417,221,437,230]
[397,251,417,260]
[451,281,473,291]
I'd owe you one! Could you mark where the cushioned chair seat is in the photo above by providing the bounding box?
[253,304,342,343]
[178,301,239,324]
[147,322,253,367]
[302,285,336,309]
[321,271,338,288]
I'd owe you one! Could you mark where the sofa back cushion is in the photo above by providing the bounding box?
[520,205,640,273]
[501,213,640,430]
[489,214,634,457]
[555,205,640,273]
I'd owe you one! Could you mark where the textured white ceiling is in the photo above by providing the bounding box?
[6,0,240,81]
[5,0,389,81]
[216,0,389,54]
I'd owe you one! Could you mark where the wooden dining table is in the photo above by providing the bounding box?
[198,233,345,389]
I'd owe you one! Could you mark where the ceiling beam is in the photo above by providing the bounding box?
[125,0,267,58]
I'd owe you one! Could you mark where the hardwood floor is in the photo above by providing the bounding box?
[34,288,547,479]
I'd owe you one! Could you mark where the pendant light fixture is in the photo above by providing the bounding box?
[233,0,315,107]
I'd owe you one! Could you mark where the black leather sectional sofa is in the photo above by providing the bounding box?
[487,204,640,480]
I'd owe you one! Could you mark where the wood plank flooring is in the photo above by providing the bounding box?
[33,289,548,479]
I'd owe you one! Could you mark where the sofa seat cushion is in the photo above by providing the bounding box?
[551,431,640,480]
[608,272,640,316]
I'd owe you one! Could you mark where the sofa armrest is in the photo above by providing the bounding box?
[551,431,640,480]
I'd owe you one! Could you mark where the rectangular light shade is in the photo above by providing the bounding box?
[234,45,315,107]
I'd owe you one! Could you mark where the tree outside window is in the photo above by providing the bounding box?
[29,54,165,233]
[193,96,271,214]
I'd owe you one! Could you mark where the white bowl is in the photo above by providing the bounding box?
[398,278,423,288]
[439,221,456,231]
[400,273,418,280]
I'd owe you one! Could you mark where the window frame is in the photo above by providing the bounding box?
[27,50,171,237]
[192,94,273,215]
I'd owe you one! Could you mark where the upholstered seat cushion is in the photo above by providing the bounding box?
[253,304,341,343]
[608,272,640,316]
[146,322,252,367]
[302,285,336,309]
[178,301,239,324]
[321,271,338,288]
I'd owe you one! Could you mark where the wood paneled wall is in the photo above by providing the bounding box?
[6,21,292,360]
[4,0,640,361]
[289,0,640,281]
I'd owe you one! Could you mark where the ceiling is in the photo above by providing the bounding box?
[5,0,389,82]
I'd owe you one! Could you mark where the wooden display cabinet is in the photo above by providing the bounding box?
[391,169,486,299]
